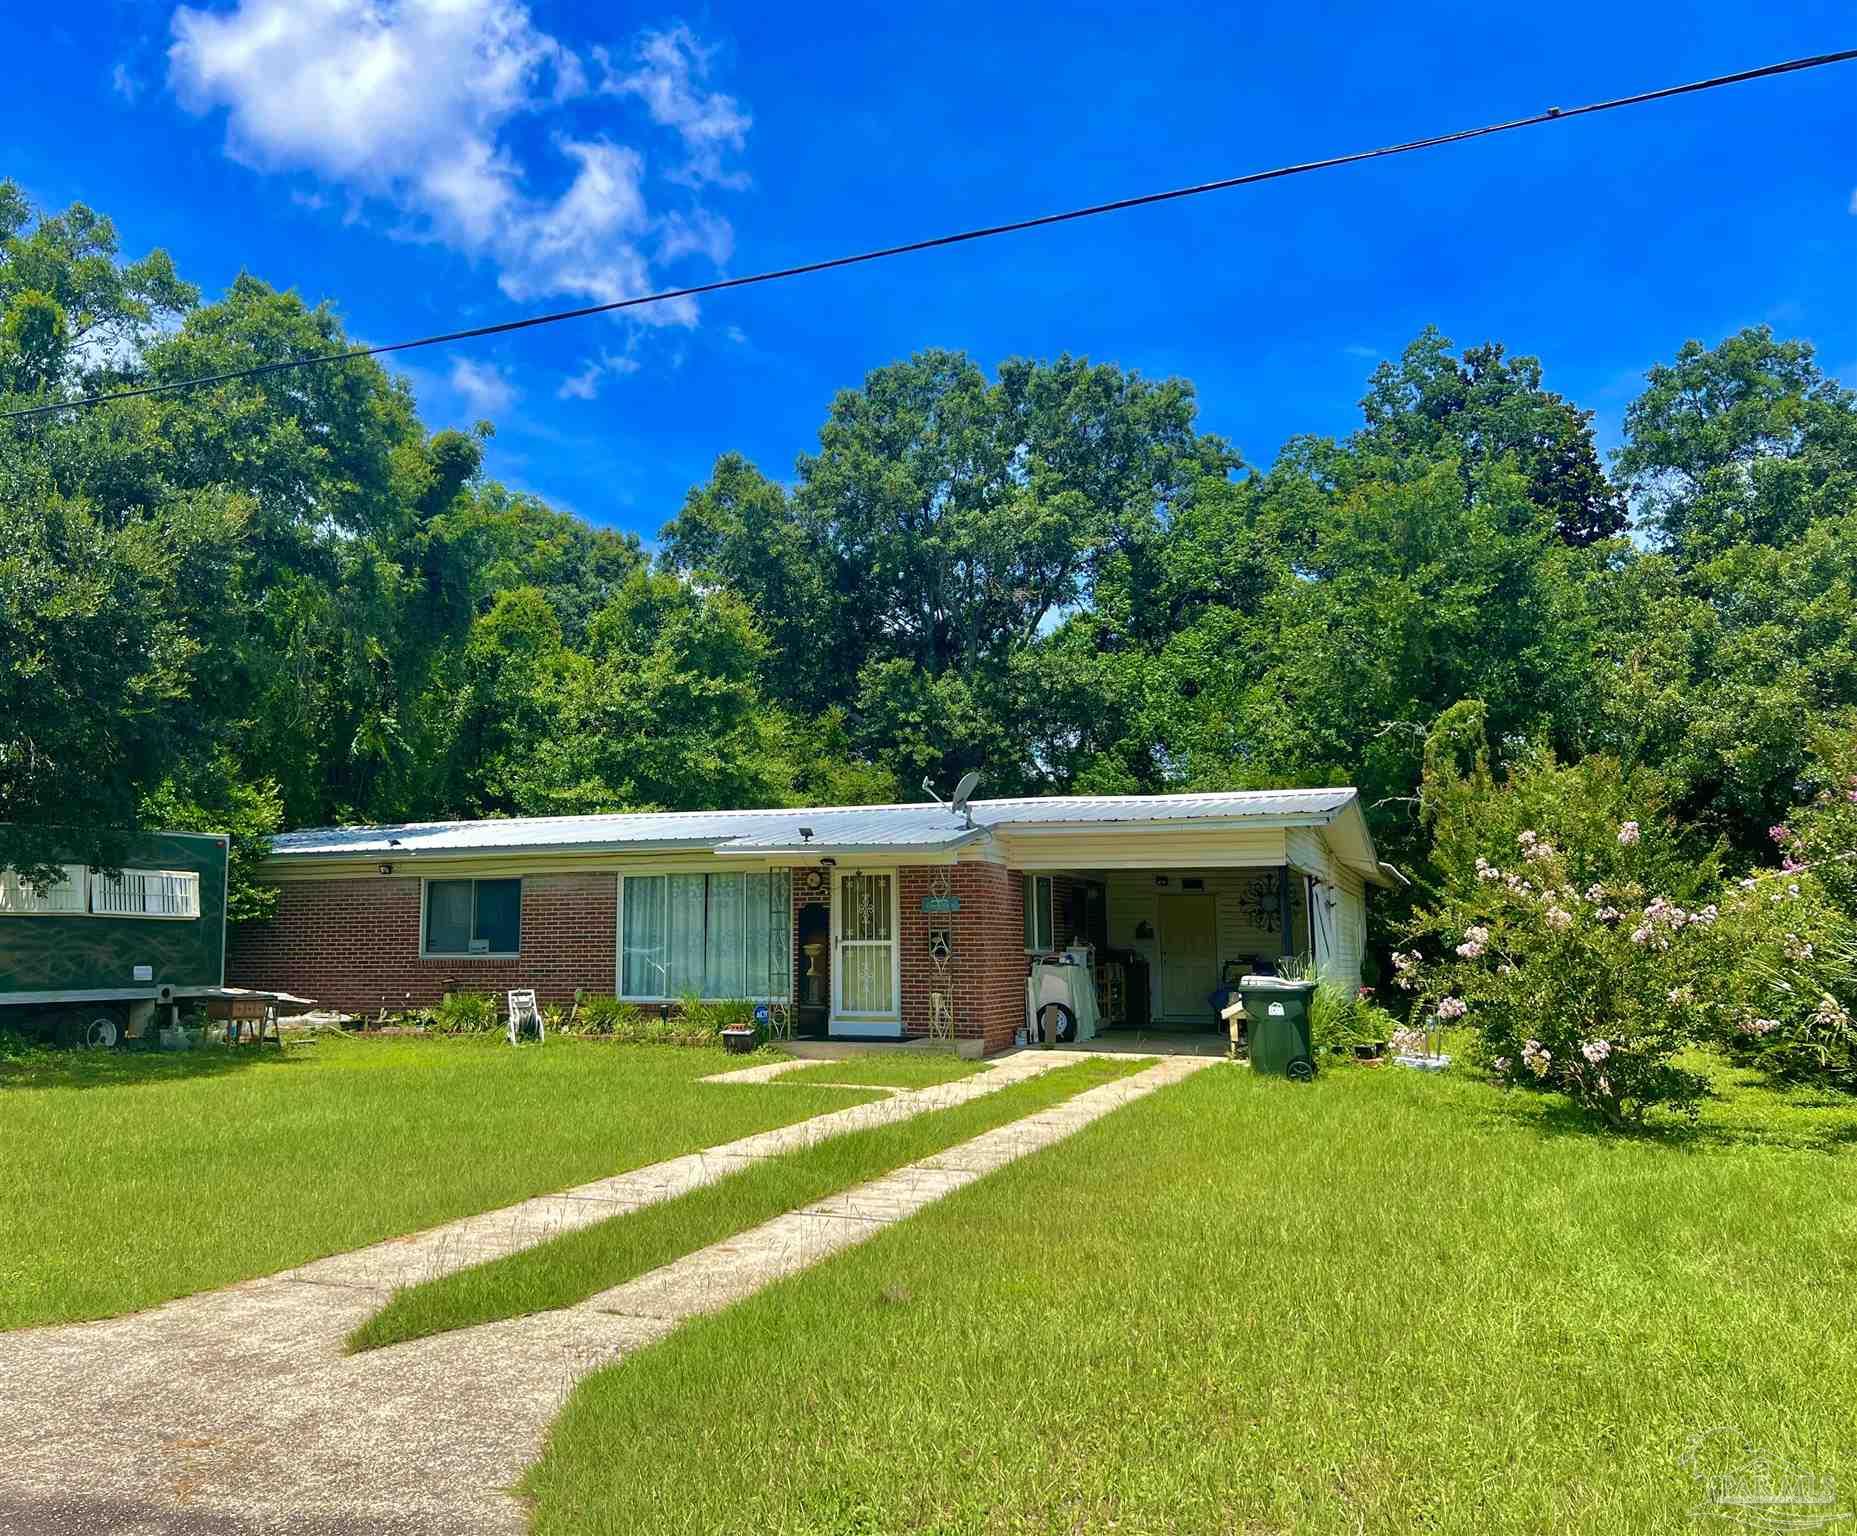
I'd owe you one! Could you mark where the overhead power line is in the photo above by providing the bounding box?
[7,46,1856,423]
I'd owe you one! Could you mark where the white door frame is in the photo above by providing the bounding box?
[829,866,903,1037]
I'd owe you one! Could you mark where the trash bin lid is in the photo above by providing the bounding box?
[1239,974,1312,990]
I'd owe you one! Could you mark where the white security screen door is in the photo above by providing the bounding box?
[833,871,898,1024]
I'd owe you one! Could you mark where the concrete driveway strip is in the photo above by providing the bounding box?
[0,1052,1214,1536]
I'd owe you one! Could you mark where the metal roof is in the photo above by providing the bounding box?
[269,788,1364,860]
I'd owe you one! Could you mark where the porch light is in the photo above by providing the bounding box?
[378,862,394,876]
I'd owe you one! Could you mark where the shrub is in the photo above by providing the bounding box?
[1404,827,1723,1125]
[1678,722,1857,1092]
[573,996,647,1036]
[430,992,499,1035]
[558,996,756,1048]
[1303,972,1400,1062]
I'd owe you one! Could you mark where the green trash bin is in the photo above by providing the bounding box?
[1239,975,1317,1081]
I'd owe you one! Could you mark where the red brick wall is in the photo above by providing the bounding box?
[226,873,618,1014]
[890,863,1025,1053]
[231,862,1035,1051]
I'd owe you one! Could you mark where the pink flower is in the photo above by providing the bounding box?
[1770,824,1793,845]
[1475,857,1500,882]
[1517,830,1538,850]
[1436,996,1468,1021]
[1581,1039,1612,1064]
[1544,906,1573,931]
[1491,1056,1511,1074]
[1617,821,1640,847]
[1521,1039,1552,1077]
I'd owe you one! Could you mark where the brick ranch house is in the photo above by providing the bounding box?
[228,789,1394,1055]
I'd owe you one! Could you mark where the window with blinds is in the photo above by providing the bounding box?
[89,869,202,918]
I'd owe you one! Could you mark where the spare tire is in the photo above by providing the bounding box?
[1031,1001,1077,1044]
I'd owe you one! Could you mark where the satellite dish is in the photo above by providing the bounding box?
[950,770,982,823]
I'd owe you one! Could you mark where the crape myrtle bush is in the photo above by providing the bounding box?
[1402,704,1727,1125]
[1715,723,1857,1089]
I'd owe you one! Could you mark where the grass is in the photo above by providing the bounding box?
[0,1033,874,1330]
[776,1053,989,1088]
[349,1055,1144,1352]
[524,1055,1857,1536]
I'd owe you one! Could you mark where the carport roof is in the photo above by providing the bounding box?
[269,787,1373,865]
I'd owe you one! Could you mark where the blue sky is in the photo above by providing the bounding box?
[14,2,1857,536]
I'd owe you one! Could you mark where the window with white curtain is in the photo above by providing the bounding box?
[621,871,791,1001]
[0,864,87,914]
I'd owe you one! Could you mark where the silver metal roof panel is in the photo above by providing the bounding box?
[268,788,1361,859]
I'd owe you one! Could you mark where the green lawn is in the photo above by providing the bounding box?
[776,1053,989,1088]
[0,1034,873,1330]
[351,1055,1142,1351]
[525,1057,1857,1536]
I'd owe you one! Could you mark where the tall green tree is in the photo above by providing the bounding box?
[661,349,1235,788]
[1616,325,1857,562]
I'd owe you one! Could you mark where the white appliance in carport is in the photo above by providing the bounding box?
[1025,947,1101,1043]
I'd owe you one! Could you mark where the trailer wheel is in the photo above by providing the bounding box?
[58,1007,124,1050]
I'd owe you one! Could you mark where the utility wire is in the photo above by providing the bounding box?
[7,46,1855,423]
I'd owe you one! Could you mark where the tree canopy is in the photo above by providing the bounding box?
[4,180,1855,938]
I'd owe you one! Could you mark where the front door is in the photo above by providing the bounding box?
[1158,893,1219,1021]
[831,870,901,1034]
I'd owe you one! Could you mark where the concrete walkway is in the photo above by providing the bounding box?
[280,1051,1046,1296]
[0,1052,1215,1536]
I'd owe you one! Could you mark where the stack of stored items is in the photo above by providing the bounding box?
[1095,960,1128,1025]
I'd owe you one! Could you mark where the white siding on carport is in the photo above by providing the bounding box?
[1304,863,1366,990]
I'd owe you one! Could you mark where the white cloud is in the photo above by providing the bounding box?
[112,63,142,102]
[557,349,641,401]
[167,2,746,330]
[655,206,733,267]
[450,355,517,415]
[1848,187,1857,215]
[598,25,750,189]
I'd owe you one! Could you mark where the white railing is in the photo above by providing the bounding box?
[90,868,201,919]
